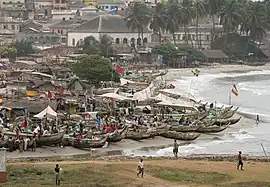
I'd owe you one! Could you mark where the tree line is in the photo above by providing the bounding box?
[125,0,270,49]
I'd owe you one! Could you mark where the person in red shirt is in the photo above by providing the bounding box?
[105,125,111,133]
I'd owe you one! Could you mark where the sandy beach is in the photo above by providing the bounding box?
[5,64,267,160]
[165,64,270,79]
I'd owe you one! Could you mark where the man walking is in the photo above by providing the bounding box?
[237,151,244,170]
[55,164,61,185]
[173,140,179,158]
[137,159,144,178]
[256,115,260,125]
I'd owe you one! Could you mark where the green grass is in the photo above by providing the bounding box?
[4,165,126,187]
[149,167,232,185]
[221,181,270,187]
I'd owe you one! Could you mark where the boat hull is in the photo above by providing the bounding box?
[162,131,201,141]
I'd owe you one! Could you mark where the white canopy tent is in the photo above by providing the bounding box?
[34,105,57,118]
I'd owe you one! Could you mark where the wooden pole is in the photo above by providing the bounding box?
[261,143,269,161]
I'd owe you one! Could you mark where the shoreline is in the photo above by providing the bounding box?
[6,153,270,163]
[164,64,270,80]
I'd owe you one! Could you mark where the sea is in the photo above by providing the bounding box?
[122,70,270,157]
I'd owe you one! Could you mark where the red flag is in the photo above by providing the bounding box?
[115,65,124,75]
[56,87,64,94]
[47,91,52,98]
[231,84,239,96]
[0,96,3,103]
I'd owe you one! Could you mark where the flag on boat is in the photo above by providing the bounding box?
[0,95,3,103]
[191,69,200,77]
[114,65,124,75]
[26,87,38,97]
[47,91,52,99]
[231,84,239,96]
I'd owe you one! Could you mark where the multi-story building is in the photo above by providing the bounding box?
[67,15,152,46]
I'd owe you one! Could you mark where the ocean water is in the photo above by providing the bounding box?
[123,70,270,157]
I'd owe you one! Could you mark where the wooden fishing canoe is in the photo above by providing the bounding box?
[72,137,107,149]
[196,123,231,133]
[3,131,64,146]
[162,131,201,141]
[106,126,128,142]
[221,107,239,119]
[214,116,242,126]
[169,121,200,132]
[36,131,65,146]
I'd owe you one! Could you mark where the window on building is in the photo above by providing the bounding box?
[62,18,65,20]
[123,38,127,44]
[55,0,60,3]
[2,2,5,4]
[188,34,191,40]
[105,6,108,9]
[72,38,75,46]
[58,29,60,33]
[137,38,141,46]
[3,25,7,29]
[61,0,66,3]
[115,38,120,44]
[177,34,180,40]
[206,35,210,41]
[11,25,15,30]
[61,37,66,43]
[143,37,147,44]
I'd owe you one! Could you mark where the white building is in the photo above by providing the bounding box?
[0,0,25,9]
[51,9,77,20]
[67,15,152,46]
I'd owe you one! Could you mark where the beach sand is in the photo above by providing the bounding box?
[6,158,270,187]
[164,64,270,80]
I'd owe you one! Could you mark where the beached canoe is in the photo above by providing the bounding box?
[125,129,155,141]
[106,126,128,142]
[196,123,231,133]
[0,140,7,148]
[36,131,65,146]
[72,137,107,149]
[169,121,200,132]
[162,131,201,141]
[214,116,242,126]
[221,107,239,119]
[3,131,64,146]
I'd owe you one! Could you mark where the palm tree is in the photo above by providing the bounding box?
[205,0,225,47]
[219,0,241,34]
[194,0,207,48]
[125,3,150,46]
[99,35,113,57]
[165,0,180,45]
[81,35,113,57]
[150,3,166,43]
[178,0,195,45]
[219,0,242,48]
[245,2,269,52]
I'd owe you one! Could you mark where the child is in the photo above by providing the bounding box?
[137,159,144,178]
[55,164,61,185]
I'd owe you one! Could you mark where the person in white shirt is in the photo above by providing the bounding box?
[137,159,144,178]
[33,126,40,136]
